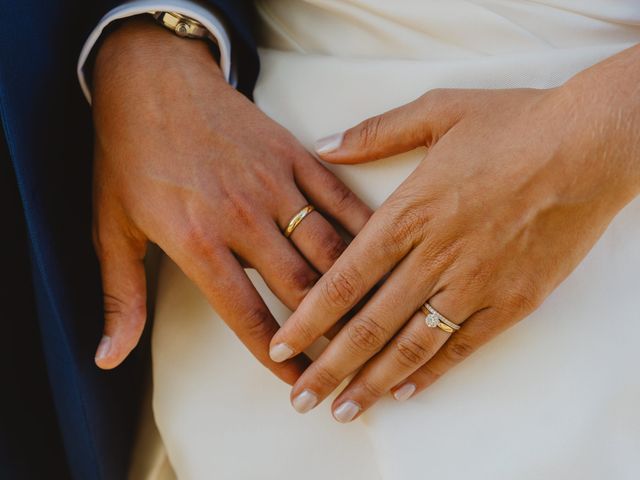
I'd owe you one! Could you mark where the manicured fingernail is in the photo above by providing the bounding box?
[270,343,294,362]
[333,400,361,423]
[95,335,112,362]
[315,132,344,155]
[393,383,416,401]
[292,390,318,414]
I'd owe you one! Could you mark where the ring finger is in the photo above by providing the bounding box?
[286,242,481,409]
[330,295,471,422]
[279,198,348,274]
[287,251,443,411]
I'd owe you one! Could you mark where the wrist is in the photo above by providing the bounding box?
[93,15,225,97]
[92,15,235,151]
[557,45,640,202]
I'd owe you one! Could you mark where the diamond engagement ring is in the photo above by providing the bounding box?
[420,303,460,334]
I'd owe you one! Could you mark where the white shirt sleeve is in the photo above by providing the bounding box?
[77,0,235,104]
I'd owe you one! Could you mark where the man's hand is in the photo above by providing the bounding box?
[90,16,371,383]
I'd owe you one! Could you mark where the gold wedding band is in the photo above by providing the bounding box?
[420,303,460,334]
[284,205,315,238]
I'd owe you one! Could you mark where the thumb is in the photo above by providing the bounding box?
[93,227,148,370]
[314,89,462,164]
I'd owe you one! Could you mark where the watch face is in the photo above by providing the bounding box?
[154,11,216,49]
[156,12,206,39]
[174,22,191,37]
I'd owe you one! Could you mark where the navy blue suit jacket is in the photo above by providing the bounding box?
[0,1,258,478]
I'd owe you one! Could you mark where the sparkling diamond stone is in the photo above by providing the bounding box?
[425,313,440,328]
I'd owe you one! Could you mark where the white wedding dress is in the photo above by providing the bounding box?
[132,2,640,479]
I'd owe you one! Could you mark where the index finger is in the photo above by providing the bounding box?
[268,205,416,362]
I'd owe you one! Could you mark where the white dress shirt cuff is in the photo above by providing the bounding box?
[77,0,234,104]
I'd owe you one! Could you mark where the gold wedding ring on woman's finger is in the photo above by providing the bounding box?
[284,205,316,238]
[421,303,460,334]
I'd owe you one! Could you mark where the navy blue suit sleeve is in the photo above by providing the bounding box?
[90,1,259,97]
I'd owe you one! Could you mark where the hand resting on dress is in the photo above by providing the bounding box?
[269,44,640,419]
[90,16,371,382]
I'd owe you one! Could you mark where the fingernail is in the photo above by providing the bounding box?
[270,343,294,362]
[314,132,344,155]
[292,390,318,414]
[393,383,416,402]
[333,400,361,423]
[95,335,112,362]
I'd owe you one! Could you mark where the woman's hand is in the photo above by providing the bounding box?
[91,17,371,380]
[269,45,640,419]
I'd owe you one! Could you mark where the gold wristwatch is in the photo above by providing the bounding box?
[153,12,209,38]
[152,12,221,60]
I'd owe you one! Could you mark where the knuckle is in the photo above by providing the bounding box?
[418,362,443,384]
[102,292,146,325]
[322,233,347,264]
[284,315,317,348]
[268,132,302,162]
[182,222,215,255]
[226,193,258,230]
[358,379,386,398]
[102,292,127,318]
[243,306,276,343]
[443,338,475,364]
[420,88,458,113]
[394,210,423,244]
[286,267,318,304]
[394,334,430,369]
[346,315,388,354]
[501,279,543,314]
[250,159,283,194]
[380,205,425,254]
[421,88,448,104]
[504,292,536,314]
[357,115,384,147]
[182,224,225,262]
[457,258,495,292]
[321,268,363,311]
[327,179,358,214]
[311,363,341,388]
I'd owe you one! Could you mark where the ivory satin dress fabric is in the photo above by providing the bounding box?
[141,2,640,479]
